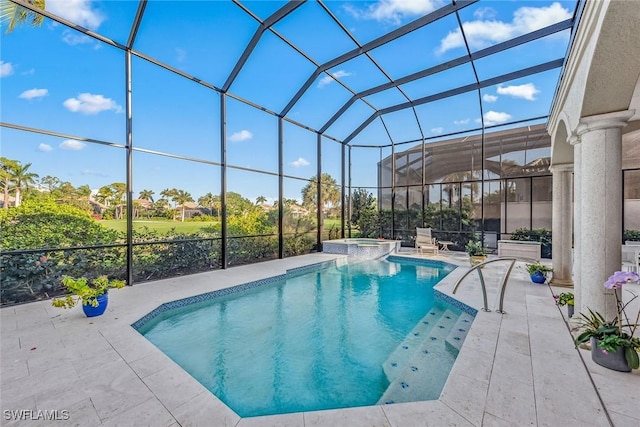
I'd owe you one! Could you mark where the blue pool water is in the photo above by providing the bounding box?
[137,257,460,417]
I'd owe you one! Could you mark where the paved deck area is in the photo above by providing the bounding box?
[1,251,639,426]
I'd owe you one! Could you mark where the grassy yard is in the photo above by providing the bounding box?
[100,219,219,234]
[101,217,344,235]
[324,218,342,228]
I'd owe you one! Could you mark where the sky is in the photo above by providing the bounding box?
[0,0,577,206]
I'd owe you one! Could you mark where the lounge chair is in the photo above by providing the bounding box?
[416,227,438,256]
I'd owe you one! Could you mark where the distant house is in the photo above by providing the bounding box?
[289,205,309,218]
[258,203,275,212]
[0,194,15,208]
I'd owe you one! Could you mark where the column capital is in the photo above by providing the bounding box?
[549,163,573,173]
[568,134,580,146]
[577,110,635,136]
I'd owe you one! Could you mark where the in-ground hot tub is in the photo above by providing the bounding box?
[322,238,400,260]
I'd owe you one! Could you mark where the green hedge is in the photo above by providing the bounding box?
[624,229,640,242]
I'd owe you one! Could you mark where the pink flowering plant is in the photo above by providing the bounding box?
[553,292,574,307]
[574,271,640,369]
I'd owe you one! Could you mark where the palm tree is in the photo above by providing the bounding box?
[198,192,216,217]
[138,189,155,203]
[171,190,194,222]
[109,183,126,220]
[301,173,340,216]
[0,0,46,34]
[212,195,221,220]
[160,188,177,208]
[95,185,114,207]
[153,198,170,218]
[256,195,267,205]
[0,157,18,208]
[10,162,39,207]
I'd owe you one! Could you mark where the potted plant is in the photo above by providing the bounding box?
[52,275,126,317]
[554,292,574,318]
[525,262,553,284]
[465,240,487,267]
[574,271,640,372]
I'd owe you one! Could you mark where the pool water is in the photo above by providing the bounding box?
[138,257,460,417]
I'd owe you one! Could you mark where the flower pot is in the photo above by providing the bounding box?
[82,293,108,317]
[530,271,546,284]
[470,255,487,267]
[591,337,631,372]
[567,305,574,318]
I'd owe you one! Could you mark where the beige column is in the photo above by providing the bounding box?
[549,163,573,287]
[575,110,633,318]
[570,136,582,310]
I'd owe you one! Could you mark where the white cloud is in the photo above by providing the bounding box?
[482,94,498,103]
[63,93,122,114]
[318,70,353,88]
[48,0,104,30]
[438,2,571,53]
[62,29,93,46]
[454,118,470,125]
[345,0,443,24]
[496,83,540,101]
[59,139,86,150]
[0,61,14,77]
[431,127,444,134]
[474,7,497,20]
[21,68,35,76]
[229,130,253,142]
[38,143,53,152]
[19,88,48,100]
[479,111,512,126]
[290,157,310,168]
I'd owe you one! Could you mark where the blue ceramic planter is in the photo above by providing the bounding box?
[530,271,546,284]
[82,293,108,317]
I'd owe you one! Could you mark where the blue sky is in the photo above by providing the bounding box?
[0,0,576,205]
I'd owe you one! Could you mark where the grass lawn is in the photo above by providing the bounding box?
[100,219,219,234]
[324,218,342,229]
[101,217,343,235]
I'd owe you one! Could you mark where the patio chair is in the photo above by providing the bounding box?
[416,227,438,256]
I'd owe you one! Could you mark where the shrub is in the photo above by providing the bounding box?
[0,199,120,250]
[624,229,640,242]
[0,200,125,305]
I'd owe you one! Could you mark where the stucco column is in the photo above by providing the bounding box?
[549,163,573,287]
[575,110,633,318]
[570,136,582,311]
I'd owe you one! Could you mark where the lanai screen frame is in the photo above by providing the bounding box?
[0,0,582,287]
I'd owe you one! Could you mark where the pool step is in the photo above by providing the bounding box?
[381,306,447,382]
[378,309,467,405]
[444,313,474,354]
[381,308,459,384]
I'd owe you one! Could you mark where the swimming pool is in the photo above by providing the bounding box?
[135,256,474,417]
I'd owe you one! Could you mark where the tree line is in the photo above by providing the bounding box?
[0,158,348,222]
